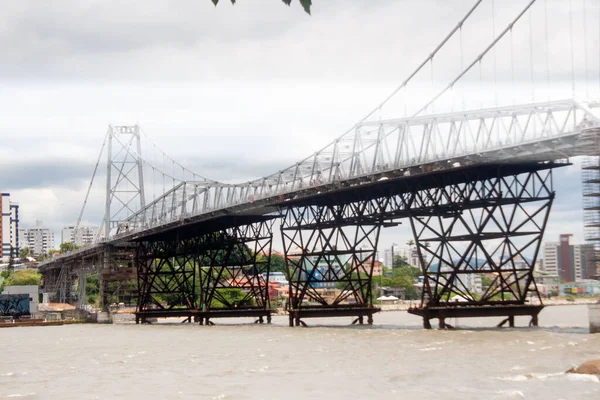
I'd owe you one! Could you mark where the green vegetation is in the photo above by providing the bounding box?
[60,242,80,254]
[379,266,420,300]
[19,247,32,259]
[2,269,42,288]
[210,288,256,308]
[211,0,312,14]
[0,271,9,292]
[270,253,287,274]
[86,275,100,305]
[36,249,59,262]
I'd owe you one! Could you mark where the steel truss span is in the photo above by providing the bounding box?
[406,169,554,329]
[135,220,274,324]
[277,163,556,327]
[281,205,382,327]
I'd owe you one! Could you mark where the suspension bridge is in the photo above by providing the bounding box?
[39,0,600,328]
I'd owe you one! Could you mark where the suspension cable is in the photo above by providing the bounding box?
[341,0,484,127]
[412,0,537,117]
[460,25,465,109]
[430,59,435,113]
[529,5,535,102]
[544,0,550,101]
[492,0,498,106]
[75,128,109,232]
[511,26,515,106]
[583,0,589,99]
[139,127,217,183]
[569,0,576,97]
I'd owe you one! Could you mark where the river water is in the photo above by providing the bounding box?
[1,305,599,400]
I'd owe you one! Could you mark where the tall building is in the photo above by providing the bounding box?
[1,193,20,261]
[61,225,99,247]
[542,234,596,281]
[18,221,55,257]
[380,245,423,269]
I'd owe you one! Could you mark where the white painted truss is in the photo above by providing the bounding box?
[118,99,600,237]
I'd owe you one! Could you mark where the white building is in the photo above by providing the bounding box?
[463,274,483,294]
[263,271,288,286]
[19,221,55,257]
[61,225,99,247]
[1,193,20,261]
[383,245,423,269]
[542,234,596,281]
[542,242,559,275]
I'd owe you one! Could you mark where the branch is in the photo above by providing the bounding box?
[211,0,312,14]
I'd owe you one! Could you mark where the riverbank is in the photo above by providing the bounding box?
[0,319,86,328]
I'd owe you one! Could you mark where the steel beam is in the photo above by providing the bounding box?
[281,205,381,327]
[135,220,274,324]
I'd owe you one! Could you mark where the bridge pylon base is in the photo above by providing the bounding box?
[281,204,382,327]
[408,304,543,329]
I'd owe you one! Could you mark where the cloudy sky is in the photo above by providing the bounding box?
[1,0,599,253]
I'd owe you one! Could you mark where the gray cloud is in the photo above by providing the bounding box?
[0,159,94,191]
[4,0,589,83]
[1,0,598,246]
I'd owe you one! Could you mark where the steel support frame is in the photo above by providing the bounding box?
[135,239,197,323]
[43,261,84,305]
[406,169,554,328]
[281,204,381,327]
[197,220,274,325]
[135,220,274,324]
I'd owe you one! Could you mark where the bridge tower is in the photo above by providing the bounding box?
[103,125,146,238]
[98,125,145,308]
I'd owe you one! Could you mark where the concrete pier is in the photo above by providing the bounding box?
[97,311,112,324]
[589,304,600,334]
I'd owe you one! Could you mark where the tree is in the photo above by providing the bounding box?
[211,0,312,15]
[60,242,80,254]
[270,253,287,274]
[392,255,410,269]
[86,275,100,305]
[378,268,420,300]
[19,247,32,259]
[3,269,42,287]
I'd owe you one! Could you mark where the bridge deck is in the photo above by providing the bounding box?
[120,161,566,243]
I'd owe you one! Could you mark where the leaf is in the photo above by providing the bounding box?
[214,0,310,14]
[281,0,311,14]
[211,0,235,5]
[299,0,311,14]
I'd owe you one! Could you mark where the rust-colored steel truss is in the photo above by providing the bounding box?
[406,169,553,328]
[135,219,274,324]
[281,205,382,327]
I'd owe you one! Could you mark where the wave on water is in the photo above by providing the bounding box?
[496,390,525,399]
[2,393,37,398]
[497,372,599,383]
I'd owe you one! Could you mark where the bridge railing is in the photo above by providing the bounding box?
[117,99,600,238]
